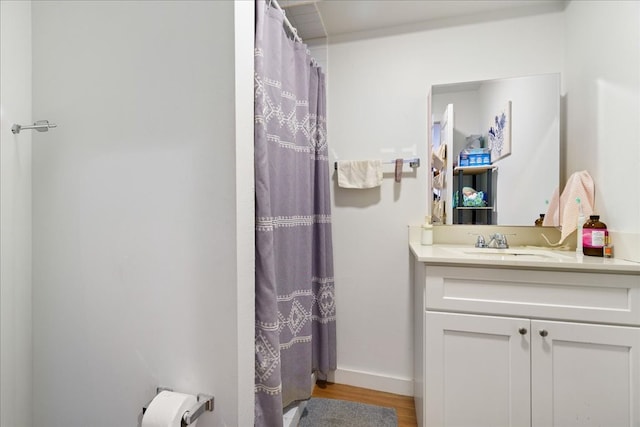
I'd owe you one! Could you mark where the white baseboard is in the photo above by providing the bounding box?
[326,367,414,397]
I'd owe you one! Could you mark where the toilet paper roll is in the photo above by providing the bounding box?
[142,391,198,427]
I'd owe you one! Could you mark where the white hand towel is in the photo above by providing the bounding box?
[542,170,595,245]
[337,160,383,189]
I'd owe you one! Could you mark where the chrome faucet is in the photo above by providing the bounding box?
[469,233,488,248]
[487,233,509,249]
[470,232,512,249]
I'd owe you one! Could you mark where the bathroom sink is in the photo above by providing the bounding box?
[443,246,573,261]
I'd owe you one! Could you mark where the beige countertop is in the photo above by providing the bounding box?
[410,242,640,274]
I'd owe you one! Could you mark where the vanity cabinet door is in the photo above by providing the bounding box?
[531,320,640,427]
[425,311,531,427]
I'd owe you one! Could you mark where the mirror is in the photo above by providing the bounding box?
[429,73,560,226]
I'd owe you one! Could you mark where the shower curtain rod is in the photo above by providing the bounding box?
[269,0,303,43]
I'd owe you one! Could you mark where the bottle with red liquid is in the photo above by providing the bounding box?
[582,215,608,257]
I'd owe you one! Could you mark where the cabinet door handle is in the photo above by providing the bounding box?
[539,329,549,337]
[518,327,527,335]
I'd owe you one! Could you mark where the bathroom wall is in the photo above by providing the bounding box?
[0,2,33,426]
[564,0,640,261]
[31,2,254,426]
[326,11,564,394]
[308,39,329,72]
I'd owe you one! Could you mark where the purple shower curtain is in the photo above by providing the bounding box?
[254,1,336,426]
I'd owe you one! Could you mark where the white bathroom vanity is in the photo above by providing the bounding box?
[410,242,640,427]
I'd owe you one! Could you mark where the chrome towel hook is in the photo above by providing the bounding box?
[11,120,57,135]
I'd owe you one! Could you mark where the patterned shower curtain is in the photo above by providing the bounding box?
[254,1,336,426]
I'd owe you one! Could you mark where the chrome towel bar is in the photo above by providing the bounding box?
[11,120,57,135]
[334,157,420,170]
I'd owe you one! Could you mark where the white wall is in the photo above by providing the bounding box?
[564,0,640,261]
[31,2,253,426]
[0,2,33,426]
[308,38,329,72]
[327,11,564,394]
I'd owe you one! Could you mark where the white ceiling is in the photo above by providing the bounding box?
[280,0,568,41]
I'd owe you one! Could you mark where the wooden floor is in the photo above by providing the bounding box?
[311,381,418,427]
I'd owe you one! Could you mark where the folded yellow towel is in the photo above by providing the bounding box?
[337,160,383,189]
[543,170,595,245]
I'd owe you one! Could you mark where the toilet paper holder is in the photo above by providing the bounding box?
[143,386,214,426]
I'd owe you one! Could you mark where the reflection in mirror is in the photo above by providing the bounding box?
[429,73,560,226]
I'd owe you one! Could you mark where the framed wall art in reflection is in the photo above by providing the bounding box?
[488,101,512,162]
